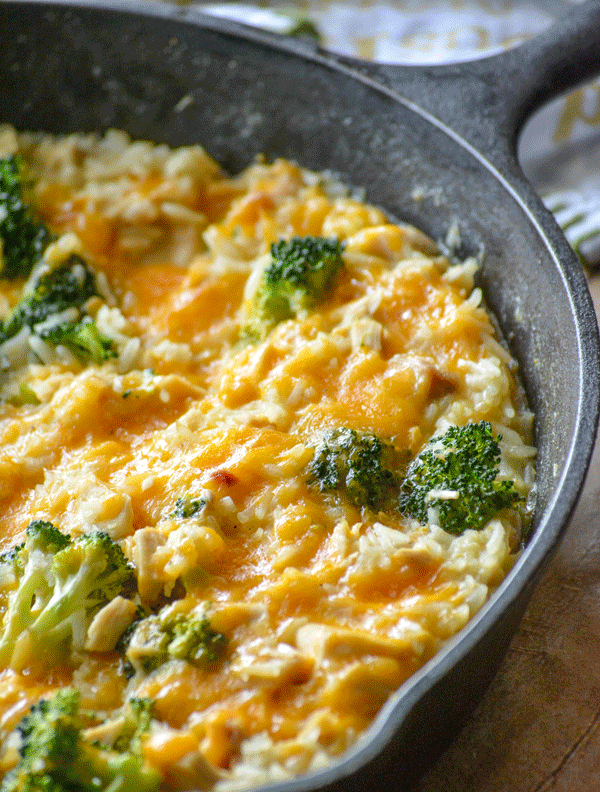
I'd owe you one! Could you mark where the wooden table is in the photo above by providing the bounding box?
[410,276,600,792]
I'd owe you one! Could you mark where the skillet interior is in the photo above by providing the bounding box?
[0,2,597,789]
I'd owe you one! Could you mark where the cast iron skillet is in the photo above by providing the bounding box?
[1,1,600,789]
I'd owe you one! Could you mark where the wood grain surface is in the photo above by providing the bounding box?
[409,275,600,792]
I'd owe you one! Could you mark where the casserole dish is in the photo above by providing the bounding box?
[0,1,599,790]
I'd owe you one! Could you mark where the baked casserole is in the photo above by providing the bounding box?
[0,127,535,792]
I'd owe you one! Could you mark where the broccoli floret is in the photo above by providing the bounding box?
[243,235,344,341]
[168,614,227,663]
[0,155,52,280]
[1,688,80,792]
[0,160,116,365]
[0,521,70,651]
[39,317,116,363]
[123,606,228,677]
[0,524,136,671]
[109,698,155,754]
[1,689,160,792]
[0,255,116,363]
[309,427,401,510]
[399,421,523,535]
[171,496,206,519]
[5,256,97,335]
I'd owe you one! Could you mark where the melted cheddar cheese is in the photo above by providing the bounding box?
[0,127,534,791]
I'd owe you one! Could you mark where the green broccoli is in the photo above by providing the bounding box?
[171,496,206,519]
[1,688,80,792]
[0,522,136,671]
[309,427,402,510]
[243,235,344,341]
[114,607,149,682]
[123,606,228,677]
[399,421,523,535]
[109,698,155,754]
[0,255,116,363]
[39,317,116,363]
[1,689,160,792]
[0,155,53,280]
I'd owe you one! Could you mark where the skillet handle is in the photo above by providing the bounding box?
[332,0,600,170]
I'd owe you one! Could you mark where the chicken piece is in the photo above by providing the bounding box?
[133,527,167,604]
[84,595,139,652]
[231,642,313,687]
